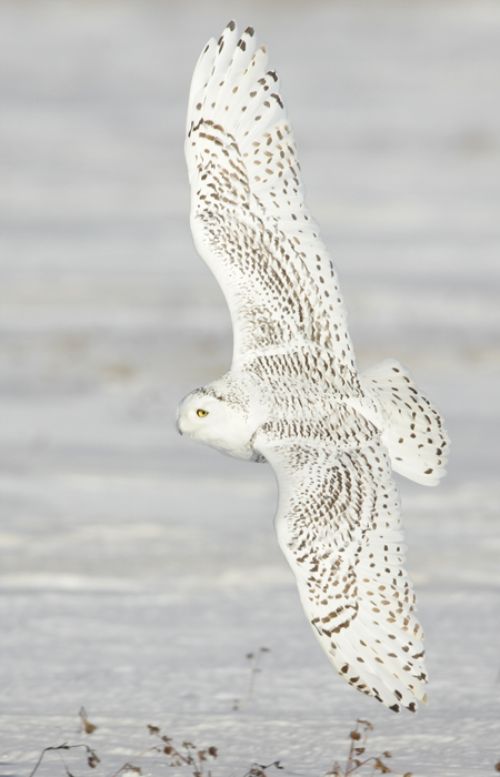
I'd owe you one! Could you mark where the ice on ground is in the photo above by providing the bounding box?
[0,1,499,776]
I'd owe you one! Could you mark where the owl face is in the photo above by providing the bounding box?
[176,388,255,460]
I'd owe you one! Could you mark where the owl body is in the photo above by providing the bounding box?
[177,22,449,712]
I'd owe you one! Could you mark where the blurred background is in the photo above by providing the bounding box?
[0,1,499,775]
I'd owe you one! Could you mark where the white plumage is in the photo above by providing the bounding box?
[177,22,449,713]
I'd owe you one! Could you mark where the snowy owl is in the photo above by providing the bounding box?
[177,22,449,713]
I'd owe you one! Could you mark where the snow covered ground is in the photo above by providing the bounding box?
[1,1,499,775]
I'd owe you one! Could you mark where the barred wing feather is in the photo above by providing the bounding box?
[185,22,359,394]
[256,411,428,712]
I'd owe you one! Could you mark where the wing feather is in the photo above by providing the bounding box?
[186,22,359,395]
[256,412,427,712]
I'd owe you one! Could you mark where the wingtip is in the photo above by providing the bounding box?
[202,37,216,55]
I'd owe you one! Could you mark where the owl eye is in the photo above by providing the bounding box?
[196,408,209,418]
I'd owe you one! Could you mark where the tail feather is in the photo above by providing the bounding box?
[362,359,449,486]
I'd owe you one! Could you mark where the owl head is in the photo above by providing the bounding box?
[176,384,256,460]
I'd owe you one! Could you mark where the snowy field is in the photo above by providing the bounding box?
[1,1,499,775]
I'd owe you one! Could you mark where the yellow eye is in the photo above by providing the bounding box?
[196,408,209,418]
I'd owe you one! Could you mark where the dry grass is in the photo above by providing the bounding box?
[27,710,419,777]
[233,646,271,711]
[324,719,412,776]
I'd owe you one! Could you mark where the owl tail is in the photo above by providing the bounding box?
[361,359,449,486]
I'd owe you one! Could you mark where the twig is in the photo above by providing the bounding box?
[28,743,98,777]
[242,761,284,777]
[246,647,271,702]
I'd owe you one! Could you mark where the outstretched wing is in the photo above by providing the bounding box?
[255,409,428,712]
[185,22,360,396]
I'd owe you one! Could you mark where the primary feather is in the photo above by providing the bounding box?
[179,22,449,713]
[185,22,357,392]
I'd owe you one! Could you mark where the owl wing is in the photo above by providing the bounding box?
[185,22,360,395]
[255,408,428,712]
